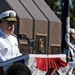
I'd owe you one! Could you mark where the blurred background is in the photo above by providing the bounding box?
[45,0,75,28]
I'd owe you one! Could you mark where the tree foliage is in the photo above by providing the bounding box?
[45,0,75,28]
[70,0,75,28]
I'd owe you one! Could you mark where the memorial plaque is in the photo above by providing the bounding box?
[19,40,32,55]
[36,34,47,54]
[50,44,61,54]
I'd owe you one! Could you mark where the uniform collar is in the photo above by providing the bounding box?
[0,29,10,38]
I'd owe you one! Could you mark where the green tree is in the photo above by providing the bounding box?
[70,0,75,28]
[45,0,64,19]
[45,0,75,28]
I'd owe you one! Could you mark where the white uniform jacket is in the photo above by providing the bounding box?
[0,29,22,62]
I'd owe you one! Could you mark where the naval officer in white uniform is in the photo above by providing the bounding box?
[0,10,22,62]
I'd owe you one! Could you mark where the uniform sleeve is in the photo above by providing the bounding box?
[16,47,22,57]
[0,44,6,62]
[0,53,6,62]
[15,38,22,57]
[65,33,75,50]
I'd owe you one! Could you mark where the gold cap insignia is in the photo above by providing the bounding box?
[9,12,14,17]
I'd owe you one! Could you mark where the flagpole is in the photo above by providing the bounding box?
[65,0,70,44]
[61,0,71,62]
[65,0,75,62]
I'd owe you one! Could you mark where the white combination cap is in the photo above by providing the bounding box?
[0,10,17,22]
[70,28,75,33]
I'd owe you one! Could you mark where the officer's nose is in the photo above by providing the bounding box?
[8,25,15,30]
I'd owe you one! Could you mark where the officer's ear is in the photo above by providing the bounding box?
[0,22,4,28]
[0,23,3,27]
[0,20,2,27]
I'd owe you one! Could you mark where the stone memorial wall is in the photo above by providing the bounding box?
[0,0,61,54]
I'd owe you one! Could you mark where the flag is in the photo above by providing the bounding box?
[25,54,67,75]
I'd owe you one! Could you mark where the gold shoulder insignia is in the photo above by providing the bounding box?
[12,34,17,37]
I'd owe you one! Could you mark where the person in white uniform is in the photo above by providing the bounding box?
[0,10,22,62]
[64,28,75,75]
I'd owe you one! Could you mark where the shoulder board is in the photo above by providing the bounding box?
[12,34,17,37]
